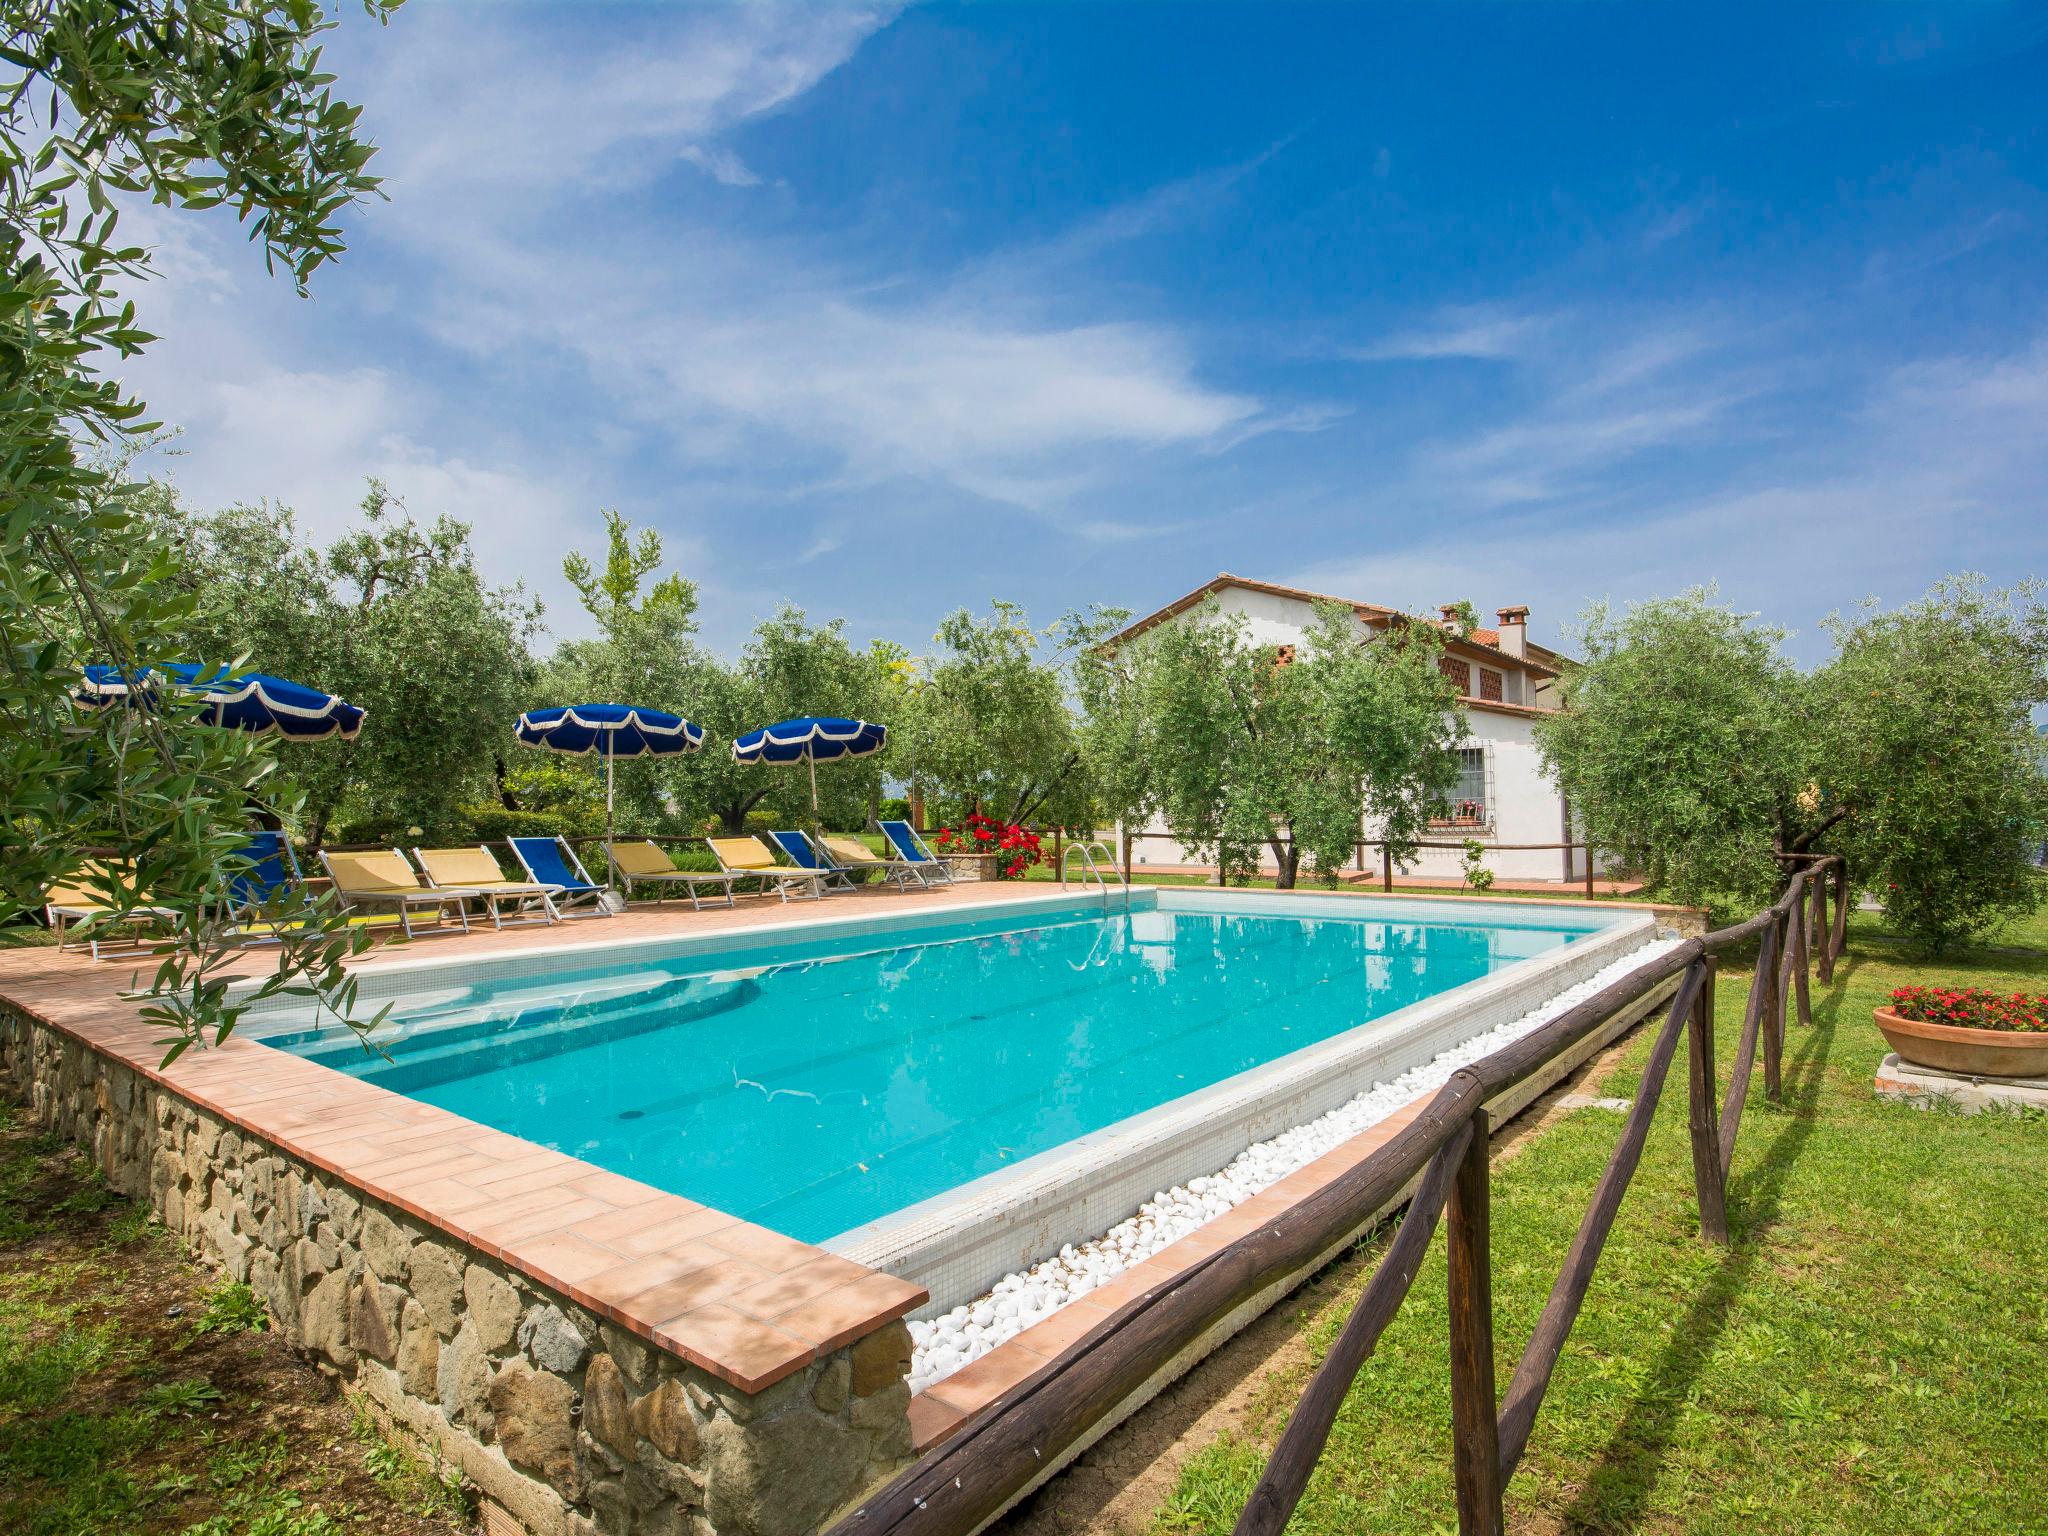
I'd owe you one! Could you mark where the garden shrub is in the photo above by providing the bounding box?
[328,815,463,848]
[462,803,601,843]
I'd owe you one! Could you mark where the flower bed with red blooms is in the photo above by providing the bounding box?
[932,814,1044,879]
[1887,986,2048,1033]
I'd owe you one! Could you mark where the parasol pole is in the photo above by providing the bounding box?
[808,752,819,818]
[604,733,617,887]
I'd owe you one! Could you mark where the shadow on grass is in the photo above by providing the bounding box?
[1553,965,1844,1530]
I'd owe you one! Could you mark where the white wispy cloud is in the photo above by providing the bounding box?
[1377,311,1751,508]
[1351,305,1561,362]
[124,0,1269,640]
[370,3,896,207]
[1289,329,2048,657]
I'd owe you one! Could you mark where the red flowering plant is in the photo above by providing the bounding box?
[931,813,1044,879]
[1887,986,2048,1034]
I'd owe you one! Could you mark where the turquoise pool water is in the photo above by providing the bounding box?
[264,901,1601,1241]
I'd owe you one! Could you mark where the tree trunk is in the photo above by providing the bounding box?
[1270,833,1300,889]
[1013,750,1081,826]
[493,754,519,811]
[1788,806,1850,853]
[718,788,772,836]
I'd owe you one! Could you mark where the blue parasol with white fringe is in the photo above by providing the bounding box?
[76,662,365,739]
[730,716,887,816]
[514,703,705,869]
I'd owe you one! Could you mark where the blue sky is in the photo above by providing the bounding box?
[128,1,2048,661]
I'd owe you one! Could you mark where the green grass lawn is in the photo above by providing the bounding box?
[0,1101,475,1536]
[1155,906,2048,1536]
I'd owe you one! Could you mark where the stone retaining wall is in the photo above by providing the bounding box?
[1,1005,912,1536]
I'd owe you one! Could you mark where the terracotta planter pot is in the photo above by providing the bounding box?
[1873,1005,2048,1079]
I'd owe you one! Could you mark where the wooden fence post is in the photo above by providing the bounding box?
[1381,844,1393,894]
[1685,958,1729,1243]
[1791,883,1813,1029]
[1446,1112,1504,1536]
[1759,919,1783,1108]
[1832,860,1851,960]
[1767,908,1791,1100]
[1812,873,1833,985]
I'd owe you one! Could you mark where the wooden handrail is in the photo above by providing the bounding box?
[829,858,1848,1536]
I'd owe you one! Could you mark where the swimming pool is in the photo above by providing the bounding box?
[250,890,1642,1291]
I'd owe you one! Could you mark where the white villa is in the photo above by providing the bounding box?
[1107,573,1594,885]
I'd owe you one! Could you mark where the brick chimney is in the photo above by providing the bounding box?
[1495,605,1529,658]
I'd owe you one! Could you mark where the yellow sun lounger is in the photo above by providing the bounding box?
[604,840,740,910]
[705,836,828,902]
[44,861,181,959]
[319,849,477,939]
[412,845,561,929]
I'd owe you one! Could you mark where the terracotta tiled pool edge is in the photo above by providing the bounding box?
[0,983,924,1393]
[0,879,1116,1394]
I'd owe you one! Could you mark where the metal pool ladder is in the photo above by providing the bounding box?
[1060,840,1131,910]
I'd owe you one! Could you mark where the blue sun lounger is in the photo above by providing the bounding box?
[507,836,613,918]
[767,830,859,891]
[878,820,954,885]
[226,829,313,939]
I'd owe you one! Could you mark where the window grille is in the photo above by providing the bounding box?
[1435,746,1489,825]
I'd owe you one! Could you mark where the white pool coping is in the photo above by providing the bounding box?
[828,890,1654,1313]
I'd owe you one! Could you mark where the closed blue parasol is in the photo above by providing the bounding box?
[76,662,365,740]
[731,716,887,815]
[514,704,705,875]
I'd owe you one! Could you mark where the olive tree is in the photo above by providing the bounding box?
[0,0,399,1060]
[150,482,540,844]
[1065,605,1147,836]
[539,510,703,834]
[896,601,1112,830]
[1122,600,1465,887]
[1810,576,2048,954]
[544,515,886,834]
[695,605,885,833]
[1534,588,1806,912]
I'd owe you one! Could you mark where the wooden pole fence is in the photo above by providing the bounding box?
[1232,1121,1471,1536]
[829,856,1848,1536]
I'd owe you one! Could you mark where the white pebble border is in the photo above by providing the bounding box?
[908,938,1680,1394]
